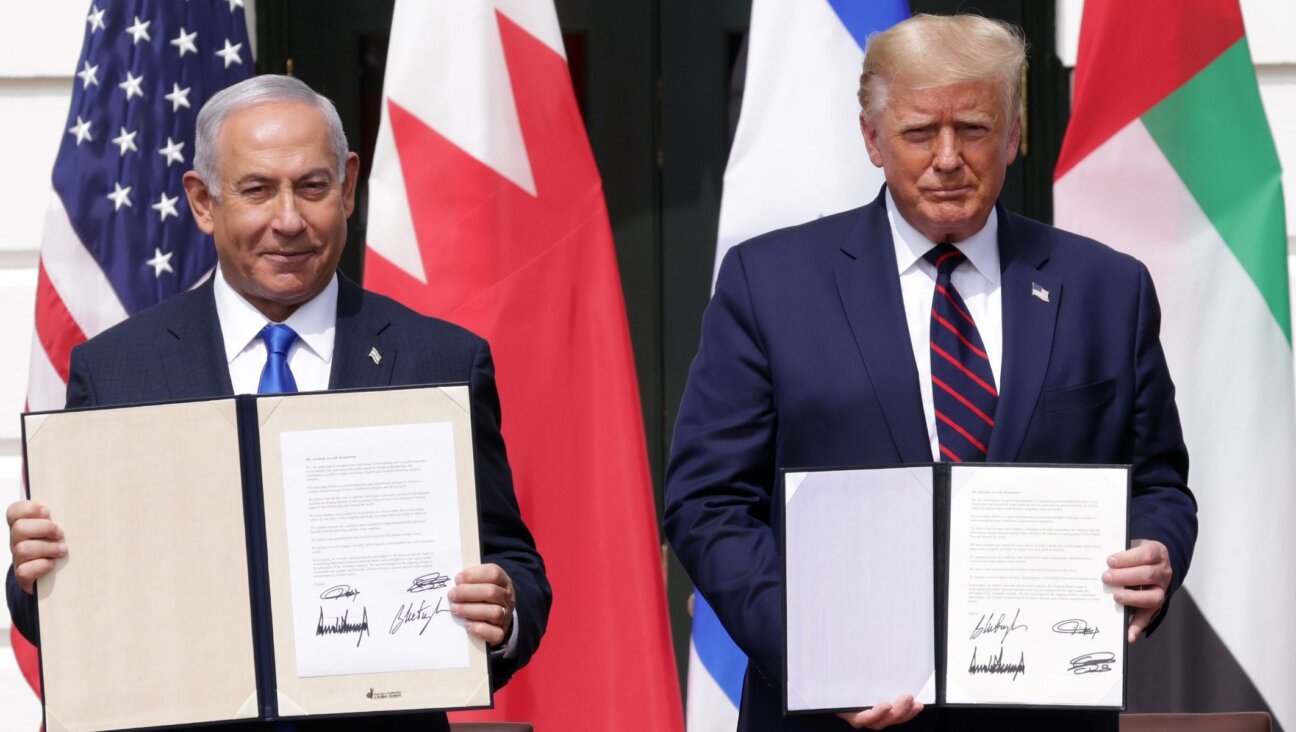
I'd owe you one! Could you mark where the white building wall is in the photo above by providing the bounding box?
[0,1,1292,728]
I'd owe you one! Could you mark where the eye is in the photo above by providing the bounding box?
[902,128,934,142]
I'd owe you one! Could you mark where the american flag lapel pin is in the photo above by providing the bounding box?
[368,347,382,365]
[1031,282,1050,303]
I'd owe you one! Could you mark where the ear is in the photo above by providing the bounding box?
[182,171,216,235]
[860,112,885,168]
[341,152,361,217]
[1004,114,1022,166]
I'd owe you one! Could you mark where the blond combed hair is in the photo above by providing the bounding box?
[858,14,1027,125]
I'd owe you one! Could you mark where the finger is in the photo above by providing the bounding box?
[838,703,892,729]
[1103,564,1169,590]
[11,537,67,566]
[448,580,513,606]
[463,620,507,647]
[455,563,509,588]
[6,501,48,529]
[10,517,63,547]
[14,557,56,595]
[1108,540,1167,569]
[897,701,924,725]
[1128,607,1156,644]
[451,601,511,625]
[1113,585,1165,610]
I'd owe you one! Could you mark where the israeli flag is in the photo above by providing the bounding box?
[692,2,908,729]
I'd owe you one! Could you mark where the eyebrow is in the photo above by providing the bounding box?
[232,168,335,188]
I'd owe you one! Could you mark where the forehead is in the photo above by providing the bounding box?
[884,80,1005,122]
[217,101,334,175]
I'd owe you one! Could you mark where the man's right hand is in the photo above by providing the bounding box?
[7,500,66,595]
[836,694,924,729]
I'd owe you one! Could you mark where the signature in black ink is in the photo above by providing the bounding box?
[1068,652,1116,675]
[320,584,362,602]
[407,572,451,593]
[1052,619,1100,638]
[316,607,370,647]
[389,596,451,635]
[970,608,1029,644]
[968,647,1026,680]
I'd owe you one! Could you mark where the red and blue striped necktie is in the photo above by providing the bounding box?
[925,244,997,462]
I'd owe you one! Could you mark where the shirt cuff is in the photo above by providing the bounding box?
[489,609,521,659]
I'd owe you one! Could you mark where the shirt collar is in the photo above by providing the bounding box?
[212,267,338,365]
[886,187,1001,285]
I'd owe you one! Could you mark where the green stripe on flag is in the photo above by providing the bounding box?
[1142,38,1290,339]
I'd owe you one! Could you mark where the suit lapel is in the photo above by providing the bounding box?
[988,207,1060,461]
[835,196,932,463]
[160,278,236,399]
[329,275,397,390]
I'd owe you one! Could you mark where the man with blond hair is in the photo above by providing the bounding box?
[665,14,1196,732]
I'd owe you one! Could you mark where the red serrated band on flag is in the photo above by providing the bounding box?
[1054,0,1243,180]
[39,192,128,339]
[34,263,87,384]
[935,410,988,454]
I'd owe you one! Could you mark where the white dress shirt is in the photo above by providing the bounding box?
[212,268,520,656]
[212,267,338,394]
[886,189,1003,461]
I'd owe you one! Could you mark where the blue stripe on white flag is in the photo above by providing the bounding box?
[690,1,907,729]
[826,0,909,50]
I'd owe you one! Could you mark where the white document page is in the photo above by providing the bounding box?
[944,465,1127,707]
[784,467,936,711]
[279,422,470,677]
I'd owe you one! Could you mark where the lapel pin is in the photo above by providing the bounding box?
[368,347,382,365]
[1031,282,1050,303]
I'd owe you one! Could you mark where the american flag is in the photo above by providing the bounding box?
[15,0,252,696]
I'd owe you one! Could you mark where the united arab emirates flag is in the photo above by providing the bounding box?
[1054,1,1293,728]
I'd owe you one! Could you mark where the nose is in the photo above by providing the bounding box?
[271,189,306,237]
[932,127,962,172]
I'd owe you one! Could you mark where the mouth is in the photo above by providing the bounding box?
[262,250,316,265]
[924,186,972,199]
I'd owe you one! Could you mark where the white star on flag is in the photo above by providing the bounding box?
[151,192,180,222]
[119,71,145,101]
[164,84,191,112]
[145,248,174,277]
[215,39,243,68]
[77,61,99,89]
[126,16,151,45]
[107,183,133,211]
[87,4,106,33]
[158,137,185,166]
[68,116,93,145]
[111,127,138,156]
[171,28,198,57]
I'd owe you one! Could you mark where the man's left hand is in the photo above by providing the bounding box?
[1103,539,1172,643]
[449,563,515,647]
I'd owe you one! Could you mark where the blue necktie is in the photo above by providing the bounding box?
[257,323,299,394]
[925,244,997,462]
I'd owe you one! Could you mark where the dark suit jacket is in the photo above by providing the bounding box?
[7,275,550,732]
[663,190,1197,732]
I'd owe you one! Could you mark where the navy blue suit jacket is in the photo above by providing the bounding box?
[663,190,1197,732]
[8,275,550,732]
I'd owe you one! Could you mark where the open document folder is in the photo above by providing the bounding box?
[782,463,1129,714]
[22,385,489,732]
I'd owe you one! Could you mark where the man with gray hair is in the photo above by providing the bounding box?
[665,14,1196,731]
[7,74,550,731]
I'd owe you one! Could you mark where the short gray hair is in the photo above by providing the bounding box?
[858,14,1027,126]
[193,74,349,197]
